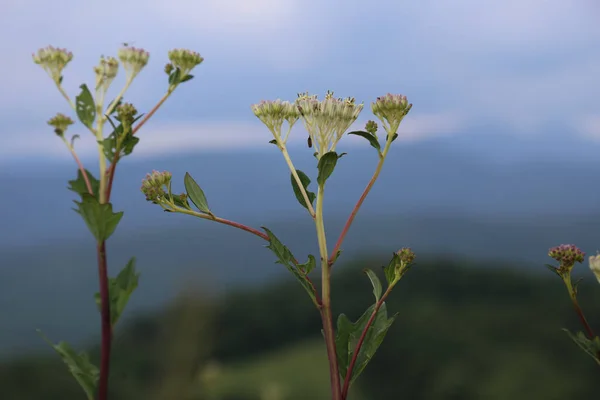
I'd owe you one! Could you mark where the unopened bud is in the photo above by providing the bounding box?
[396,247,416,265]
[371,93,412,135]
[168,49,203,79]
[365,120,378,136]
[32,46,73,85]
[94,56,119,92]
[116,103,138,130]
[47,113,74,136]
[118,46,150,79]
[141,170,172,202]
[548,244,585,274]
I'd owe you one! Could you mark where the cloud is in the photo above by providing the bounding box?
[2,0,599,160]
[575,115,600,141]
[1,112,464,162]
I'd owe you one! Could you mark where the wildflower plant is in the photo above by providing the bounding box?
[142,91,413,400]
[33,44,203,400]
[545,244,600,366]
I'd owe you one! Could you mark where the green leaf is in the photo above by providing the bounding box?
[168,68,181,85]
[95,257,140,327]
[563,329,600,365]
[120,133,140,156]
[268,139,278,145]
[75,84,96,129]
[297,254,317,275]
[68,169,100,198]
[335,303,398,384]
[184,172,212,215]
[180,74,194,83]
[105,97,123,115]
[383,252,401,286]
[291,170,316,210]
[348,130,381,152]
[37,331,99,400]
[73,194,123,242]
[387,133,399,143]
[364,269,382,301]
[262,227,318,306]
[544,263,561,278]
[317,151,341,186]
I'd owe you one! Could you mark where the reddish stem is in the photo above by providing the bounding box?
[329,168,380,267]
[341,289,392,399]
[571,296,596,339]
[96,241,112,400]
[69,149,94,195]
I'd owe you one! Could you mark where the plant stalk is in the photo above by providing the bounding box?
[315,184,342,400]
[96,241,112,400]
[329,141,391,267]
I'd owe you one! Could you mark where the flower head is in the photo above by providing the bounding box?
[251,99,299,143]
[167,49,203,81]
[32,46,73,85]
[93,56,119,93]
[548,244,585,274]
[371,93,412,135]
[118,46,150,79]
[589,253,600,284]
[47,113,74,136]
[296,91,363,157]
[141,170,172,202]
[397,247,416,265]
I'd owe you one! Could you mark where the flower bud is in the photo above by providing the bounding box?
[295,90,363,157]
[118,46,150,79]
[371,93,412,135]
[365,120,378,136]
[32,46,73,85]
[141,170,172,202]
[47,113,74,136]
[589,253,600,284]
[94,56,119,92]
[116,103,138,130]
[548,244,585,274]
[396,247,416,265]
[251,99,298,142]
[168,49,203,78]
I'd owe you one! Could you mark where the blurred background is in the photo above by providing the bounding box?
[1,0,600,399]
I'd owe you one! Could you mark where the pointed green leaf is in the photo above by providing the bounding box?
[544,263,561,278]
[262,227,318,306]
[335,303,397,384]
[68,169,100,198]
[384,252,401,286]
[95,257,140,327]
[348,130,381,152]
[169,68,181,85]
[317,151,341,186]
[184,172,212,215]
[75,84,96,129]
[297,254,317,275]
[563,329,600,365]
[180,74,194,83]
[37,331,98,400]
[351,303,398,383]
[291,170,316,210]
[364,269,382,302]
[386,133,399,143]
[268,139,278,145]
[73,194,123,241]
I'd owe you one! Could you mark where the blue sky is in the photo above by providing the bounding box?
[2,0,600,162]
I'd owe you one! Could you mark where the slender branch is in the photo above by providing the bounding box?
[564,275,596,339]
[329,142,392,267]
[61,136,94,195]
[105,89,175,201]
[132,88,174,135]
[315,184,342,400]
[279,144,316,218]
[96,241,112,400]
[341,285,393,399]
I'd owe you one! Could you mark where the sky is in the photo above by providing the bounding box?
[1,0,600,163]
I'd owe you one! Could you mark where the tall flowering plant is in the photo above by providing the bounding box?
[142,91,414,399]
[33,44,203,399]
[546,244,600,366]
